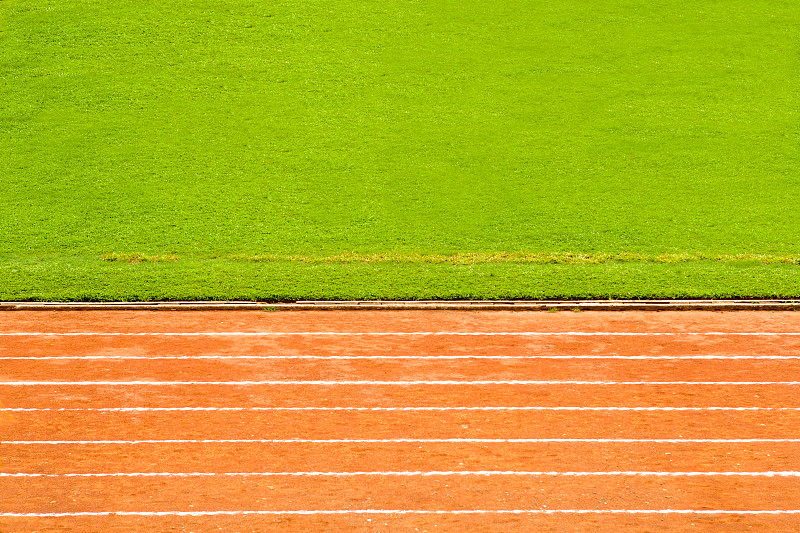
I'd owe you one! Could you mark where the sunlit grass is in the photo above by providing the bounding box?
[1,0,798,300]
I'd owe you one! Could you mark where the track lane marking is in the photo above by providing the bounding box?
[3,380,799,385]
[3,510,800,516]
[3,406,798,412]
[5,438,800,444]
[3,471,800,477]
[4,355,799,360]
[2,331,800,336]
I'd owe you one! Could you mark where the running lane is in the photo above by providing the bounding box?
[1,310,799,532]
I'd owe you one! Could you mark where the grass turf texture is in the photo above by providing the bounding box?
[1,0,798,301]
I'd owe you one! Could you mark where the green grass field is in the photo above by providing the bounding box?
[2,0,799,301]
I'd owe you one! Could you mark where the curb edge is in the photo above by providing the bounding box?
[1,300,800,311]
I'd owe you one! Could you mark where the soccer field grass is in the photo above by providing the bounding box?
[1,0,799,300]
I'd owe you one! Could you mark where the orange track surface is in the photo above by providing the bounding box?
[1,310,799,532]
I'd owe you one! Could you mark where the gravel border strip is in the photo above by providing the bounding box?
[1,300,799,311]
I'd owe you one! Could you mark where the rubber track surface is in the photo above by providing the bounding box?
[1,310,799,532]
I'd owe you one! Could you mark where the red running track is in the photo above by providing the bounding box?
[1,310,799,532]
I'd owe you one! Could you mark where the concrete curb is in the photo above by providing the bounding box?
[1,300,800,311]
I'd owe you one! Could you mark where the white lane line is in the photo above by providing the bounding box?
[3,471,800,478]
[5,438,800,445]
[1,331,800,336]
[3,406,798,412]
[3,380,799,386]
[3,355,799,360]
[2,510,800,517]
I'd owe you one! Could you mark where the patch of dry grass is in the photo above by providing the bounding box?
[228,252,800,266]
[102,253,179,264]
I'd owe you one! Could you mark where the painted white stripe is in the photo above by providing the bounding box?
[3,471,800,478]
[2,380,799,386]
[5,438,799,445]
[2,406,797,412]
[3,355,799,360]
[1,331,800,336]
[2,510,800,517]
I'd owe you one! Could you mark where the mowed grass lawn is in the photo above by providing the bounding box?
[1,0,799,301]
